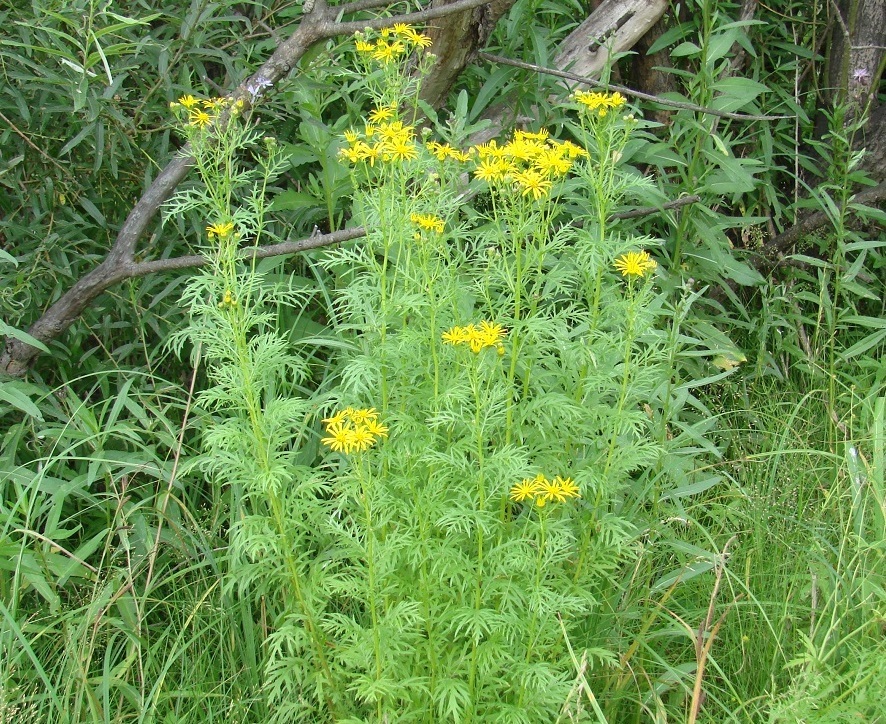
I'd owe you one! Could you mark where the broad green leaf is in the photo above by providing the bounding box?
[671,41,701,58]
[711,77,769,112]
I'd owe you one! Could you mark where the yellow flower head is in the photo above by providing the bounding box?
[533,149,572,177]
[474,158,510,183]
[363,143,385,166]
[369,105,396,123]
[515,128,550,143]
[426,141,448,161]
[407,30,433,48]
[442,325,473,346]
[426,141,470,162]
[339,145,363,163]
[513,169,552,200]
[552,476,581,499]
[348,407,378,424]
[443,321,506,352]
[321,421,357,454]
[473,139,507,160]
[509,477,542,502]
[475,320,505,349]
[384,137,419,162]
[351,426,376,452]
[178,94,200,109]
[558,140,589,159]
[574,90,627,118]
[510,473,579,506]
[504,138,545,162]
[206,221,235,239]
[614,250,657,278]
[372,39,406,64]
[411,213,445,233]
[363,418,389,438]
[188,109,212,128]
[385,24,432,46]
[376,120,412,142]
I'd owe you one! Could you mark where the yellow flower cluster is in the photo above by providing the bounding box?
[321,407,388,454]
[614,250,657,278]
[574,90,627,117]
[339,120,418,165]
[354,24,432,64]
[441,321,506,354]
[470,130,588,199]
[509,474,581,507]
[426,141,472,163]
[172,94,239,128]
[411,213,445,233]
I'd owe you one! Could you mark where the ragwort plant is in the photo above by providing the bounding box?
[166,25,675,722]
[164,97,349,719]
[318,26,668,721]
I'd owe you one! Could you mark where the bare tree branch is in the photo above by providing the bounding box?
[477,51,793,121]
[331,0,498,35]
[135,195,699,277]
[611,195,701,220]
[129,227,368,277]
[728,0,759,74]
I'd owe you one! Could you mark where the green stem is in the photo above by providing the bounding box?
[466,358,487,720]
[359,459,385,720]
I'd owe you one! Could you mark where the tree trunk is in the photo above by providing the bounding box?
[554,0,668,86]
[419,0,516,108]
[623,13,679,127]
[827,0,885,180]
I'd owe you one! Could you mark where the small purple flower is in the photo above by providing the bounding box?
[851,67,871,84]
[246,75,273,100]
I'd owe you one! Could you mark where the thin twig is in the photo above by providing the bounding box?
[14,529,99,574]
[339,0,410,14]
[688,535,738,724]
[611,195,701,220]
[478,51,792,121]
[131,193,697,278]
[129,227,367,277]
[330,0,494,36]
[0,109,73,178]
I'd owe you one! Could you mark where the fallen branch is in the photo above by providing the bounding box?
[611,194,701,220]
[763,180,886,256]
